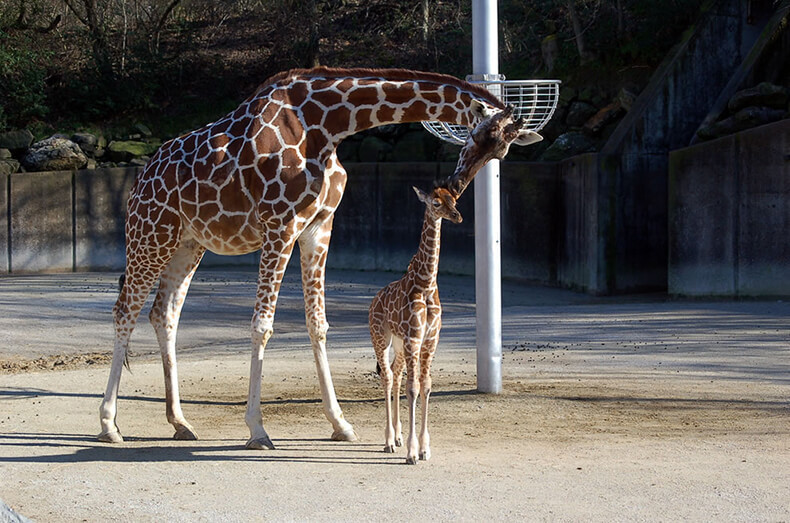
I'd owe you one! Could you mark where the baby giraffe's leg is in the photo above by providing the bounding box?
[418,332,439,461]
[403,331,424,465]
[370,320,396,452]
[390,336,405,447]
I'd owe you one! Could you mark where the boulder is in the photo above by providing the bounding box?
[134,123,153,137]
[22,136,88,171]
[565,101,598,127]
[617,87,638,112]
[0,129,34,151]
[540,132,597,161]
[583,101,625,135]
[0,159,20,175]
[71,132,100,156]
[0,148,11,159]
[106,140,160,162]
[728,82,788,113]
[697,106,787,141]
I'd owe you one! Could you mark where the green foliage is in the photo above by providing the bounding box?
[0,31,49,130]
[0,0,708,137]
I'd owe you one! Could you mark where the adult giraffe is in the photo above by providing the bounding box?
[98,67,541,449]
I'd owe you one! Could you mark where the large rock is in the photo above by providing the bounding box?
[540,132,597,161]
[106,140,160,162]
[71,132,100,156]
[565,101,598,128]
[697,106,787,141]
[0,159,20,175]
[22,136,88,172]
[728,82,788,113]
[584,101,625,135]
[0,129,34,151]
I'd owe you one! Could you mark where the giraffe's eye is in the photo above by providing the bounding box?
[432,200,441,207]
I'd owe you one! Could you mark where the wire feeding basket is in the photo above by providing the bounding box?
[422,76,561,145]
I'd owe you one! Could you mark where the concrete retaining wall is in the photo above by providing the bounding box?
[669,119,790,296]
[0,163,559,283]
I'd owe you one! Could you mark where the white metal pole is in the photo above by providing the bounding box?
[472,0,502,394]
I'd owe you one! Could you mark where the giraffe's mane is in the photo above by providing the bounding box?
[257,66,505,109]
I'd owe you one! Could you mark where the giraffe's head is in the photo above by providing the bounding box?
[413,186,463,224]
[441,103,542,198]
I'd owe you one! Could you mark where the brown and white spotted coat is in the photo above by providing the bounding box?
[98,66,540,450]
[369,186,462,464]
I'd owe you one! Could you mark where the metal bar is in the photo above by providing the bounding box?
[472,0,502,394]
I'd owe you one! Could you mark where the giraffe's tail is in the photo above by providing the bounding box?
[116,272,131,370]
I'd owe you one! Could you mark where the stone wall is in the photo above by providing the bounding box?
[669,119,790,296]
[0,163,560,283]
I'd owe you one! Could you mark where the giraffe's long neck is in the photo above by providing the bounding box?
[408,211,443,290]
[258,70,503,148]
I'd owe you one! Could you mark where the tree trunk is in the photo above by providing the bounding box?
[566,0,588,63]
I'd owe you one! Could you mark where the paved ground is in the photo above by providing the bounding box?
[1,267,789,521]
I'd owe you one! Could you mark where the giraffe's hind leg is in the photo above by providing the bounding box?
[148,239,206,441]
[99,256,170,442]
[369,305,395,452]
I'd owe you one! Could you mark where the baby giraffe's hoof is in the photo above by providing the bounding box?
[384,444,395,453]
[405,456,419,465]
[394,436,403,447]
[419,449,431,461]
[173,425,199,441]
[97,430,124,444]
[246,436,275,450]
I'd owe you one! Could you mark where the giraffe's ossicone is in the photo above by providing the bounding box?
[98,67,539,449]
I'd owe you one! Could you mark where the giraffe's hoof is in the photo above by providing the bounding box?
[173,425,199,441]
[419,449,431,461]
[395,436,403,447]
[384,444,395,453]
[97,430,124,444]
[331,427,359,442]
[405,455,419,465]
[246,436,275,450]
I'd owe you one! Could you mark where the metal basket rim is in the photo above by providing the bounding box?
[421,78,561,145]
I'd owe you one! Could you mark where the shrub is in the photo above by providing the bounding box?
[0,31,49,130]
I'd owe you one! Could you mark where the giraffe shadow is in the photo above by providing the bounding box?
[0,432,404,465]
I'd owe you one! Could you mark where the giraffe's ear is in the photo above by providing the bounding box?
[470,99,495,120]
[412,186,429,203]
[514,130,543,146]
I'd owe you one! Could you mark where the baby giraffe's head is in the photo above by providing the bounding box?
[413,186,463,224]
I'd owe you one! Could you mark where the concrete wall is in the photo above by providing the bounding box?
[669,119,790,296]
[0,162,560,284]
[595,0,767,293]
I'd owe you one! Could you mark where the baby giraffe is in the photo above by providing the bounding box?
[368,185,462,464]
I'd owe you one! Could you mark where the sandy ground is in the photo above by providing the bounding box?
[1,268,789,522]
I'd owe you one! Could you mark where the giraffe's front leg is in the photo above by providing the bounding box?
[298,215,357,442]
[245,240,296,450]
[403,341,422,465]
[149,240,205,441]
[418,331,439,461]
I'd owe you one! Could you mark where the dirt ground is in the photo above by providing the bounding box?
[1,269,789,521]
